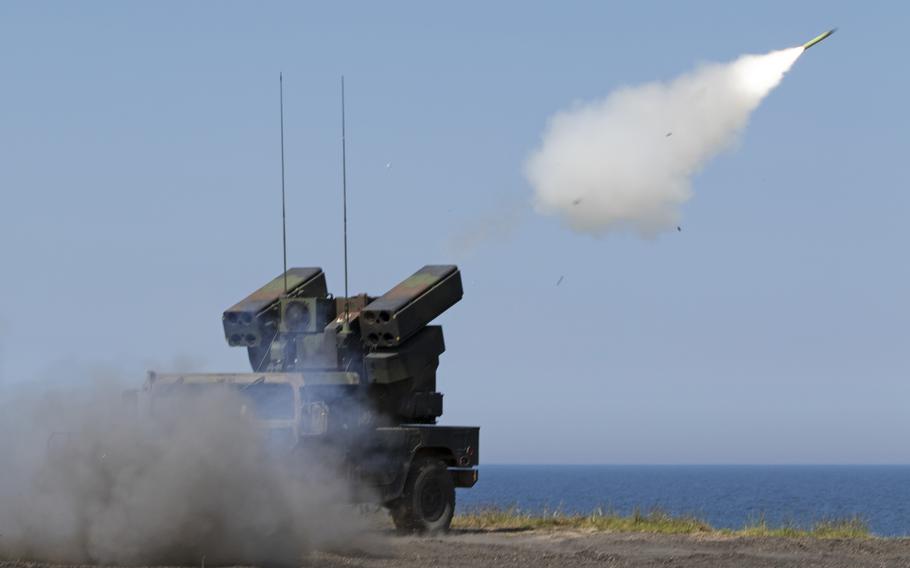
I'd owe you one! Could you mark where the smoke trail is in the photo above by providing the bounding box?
[526,47,803,236]
[447,198,528,259]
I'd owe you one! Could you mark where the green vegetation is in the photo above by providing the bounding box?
[730,515,872,539]
[452,508,872,539]
[453,507,712,534]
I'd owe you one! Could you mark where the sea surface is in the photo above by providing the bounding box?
[455,465,910,537]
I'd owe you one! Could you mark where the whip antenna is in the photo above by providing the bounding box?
[341,76,350,332]
[279,73,288,293]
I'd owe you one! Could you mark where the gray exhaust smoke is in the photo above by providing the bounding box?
[526,47,803,236]
[0,380,370,565]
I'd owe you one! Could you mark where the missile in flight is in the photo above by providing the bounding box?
[802,29,836,51]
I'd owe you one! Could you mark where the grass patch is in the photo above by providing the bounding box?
[733,516,872,539]
[453,508,873,539]
[453,507,712,534]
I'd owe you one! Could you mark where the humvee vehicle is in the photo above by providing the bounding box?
[141,265,478,532]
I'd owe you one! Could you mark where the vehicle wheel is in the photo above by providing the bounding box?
[390,457,455,533]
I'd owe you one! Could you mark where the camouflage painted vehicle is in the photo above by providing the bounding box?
[142,265,478,532]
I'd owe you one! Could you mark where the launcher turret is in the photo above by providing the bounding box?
[221,264,462,424]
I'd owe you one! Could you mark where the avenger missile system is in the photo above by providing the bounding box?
[137,75,476,535]
[144,264,478,533]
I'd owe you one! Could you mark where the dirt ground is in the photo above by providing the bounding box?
[305,529,910,568]
[4,529,910,568]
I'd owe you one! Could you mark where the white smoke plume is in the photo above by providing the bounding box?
[526,47,803,236]
[0,378,373,565]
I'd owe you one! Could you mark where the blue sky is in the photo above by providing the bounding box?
[1,1,907,463]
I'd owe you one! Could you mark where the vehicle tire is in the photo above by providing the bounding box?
[390,456,455,534]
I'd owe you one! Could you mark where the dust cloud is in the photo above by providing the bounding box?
[0,377,371,566]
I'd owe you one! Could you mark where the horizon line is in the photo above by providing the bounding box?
[478,463,910,467]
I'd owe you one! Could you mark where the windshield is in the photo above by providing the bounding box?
[150,382,296,421]
[234,383,295,420]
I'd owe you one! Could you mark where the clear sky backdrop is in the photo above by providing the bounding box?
[1,1,907,464]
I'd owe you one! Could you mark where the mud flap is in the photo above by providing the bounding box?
[450,468,479,488]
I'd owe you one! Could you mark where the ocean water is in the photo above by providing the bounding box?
[455,465,910,537]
